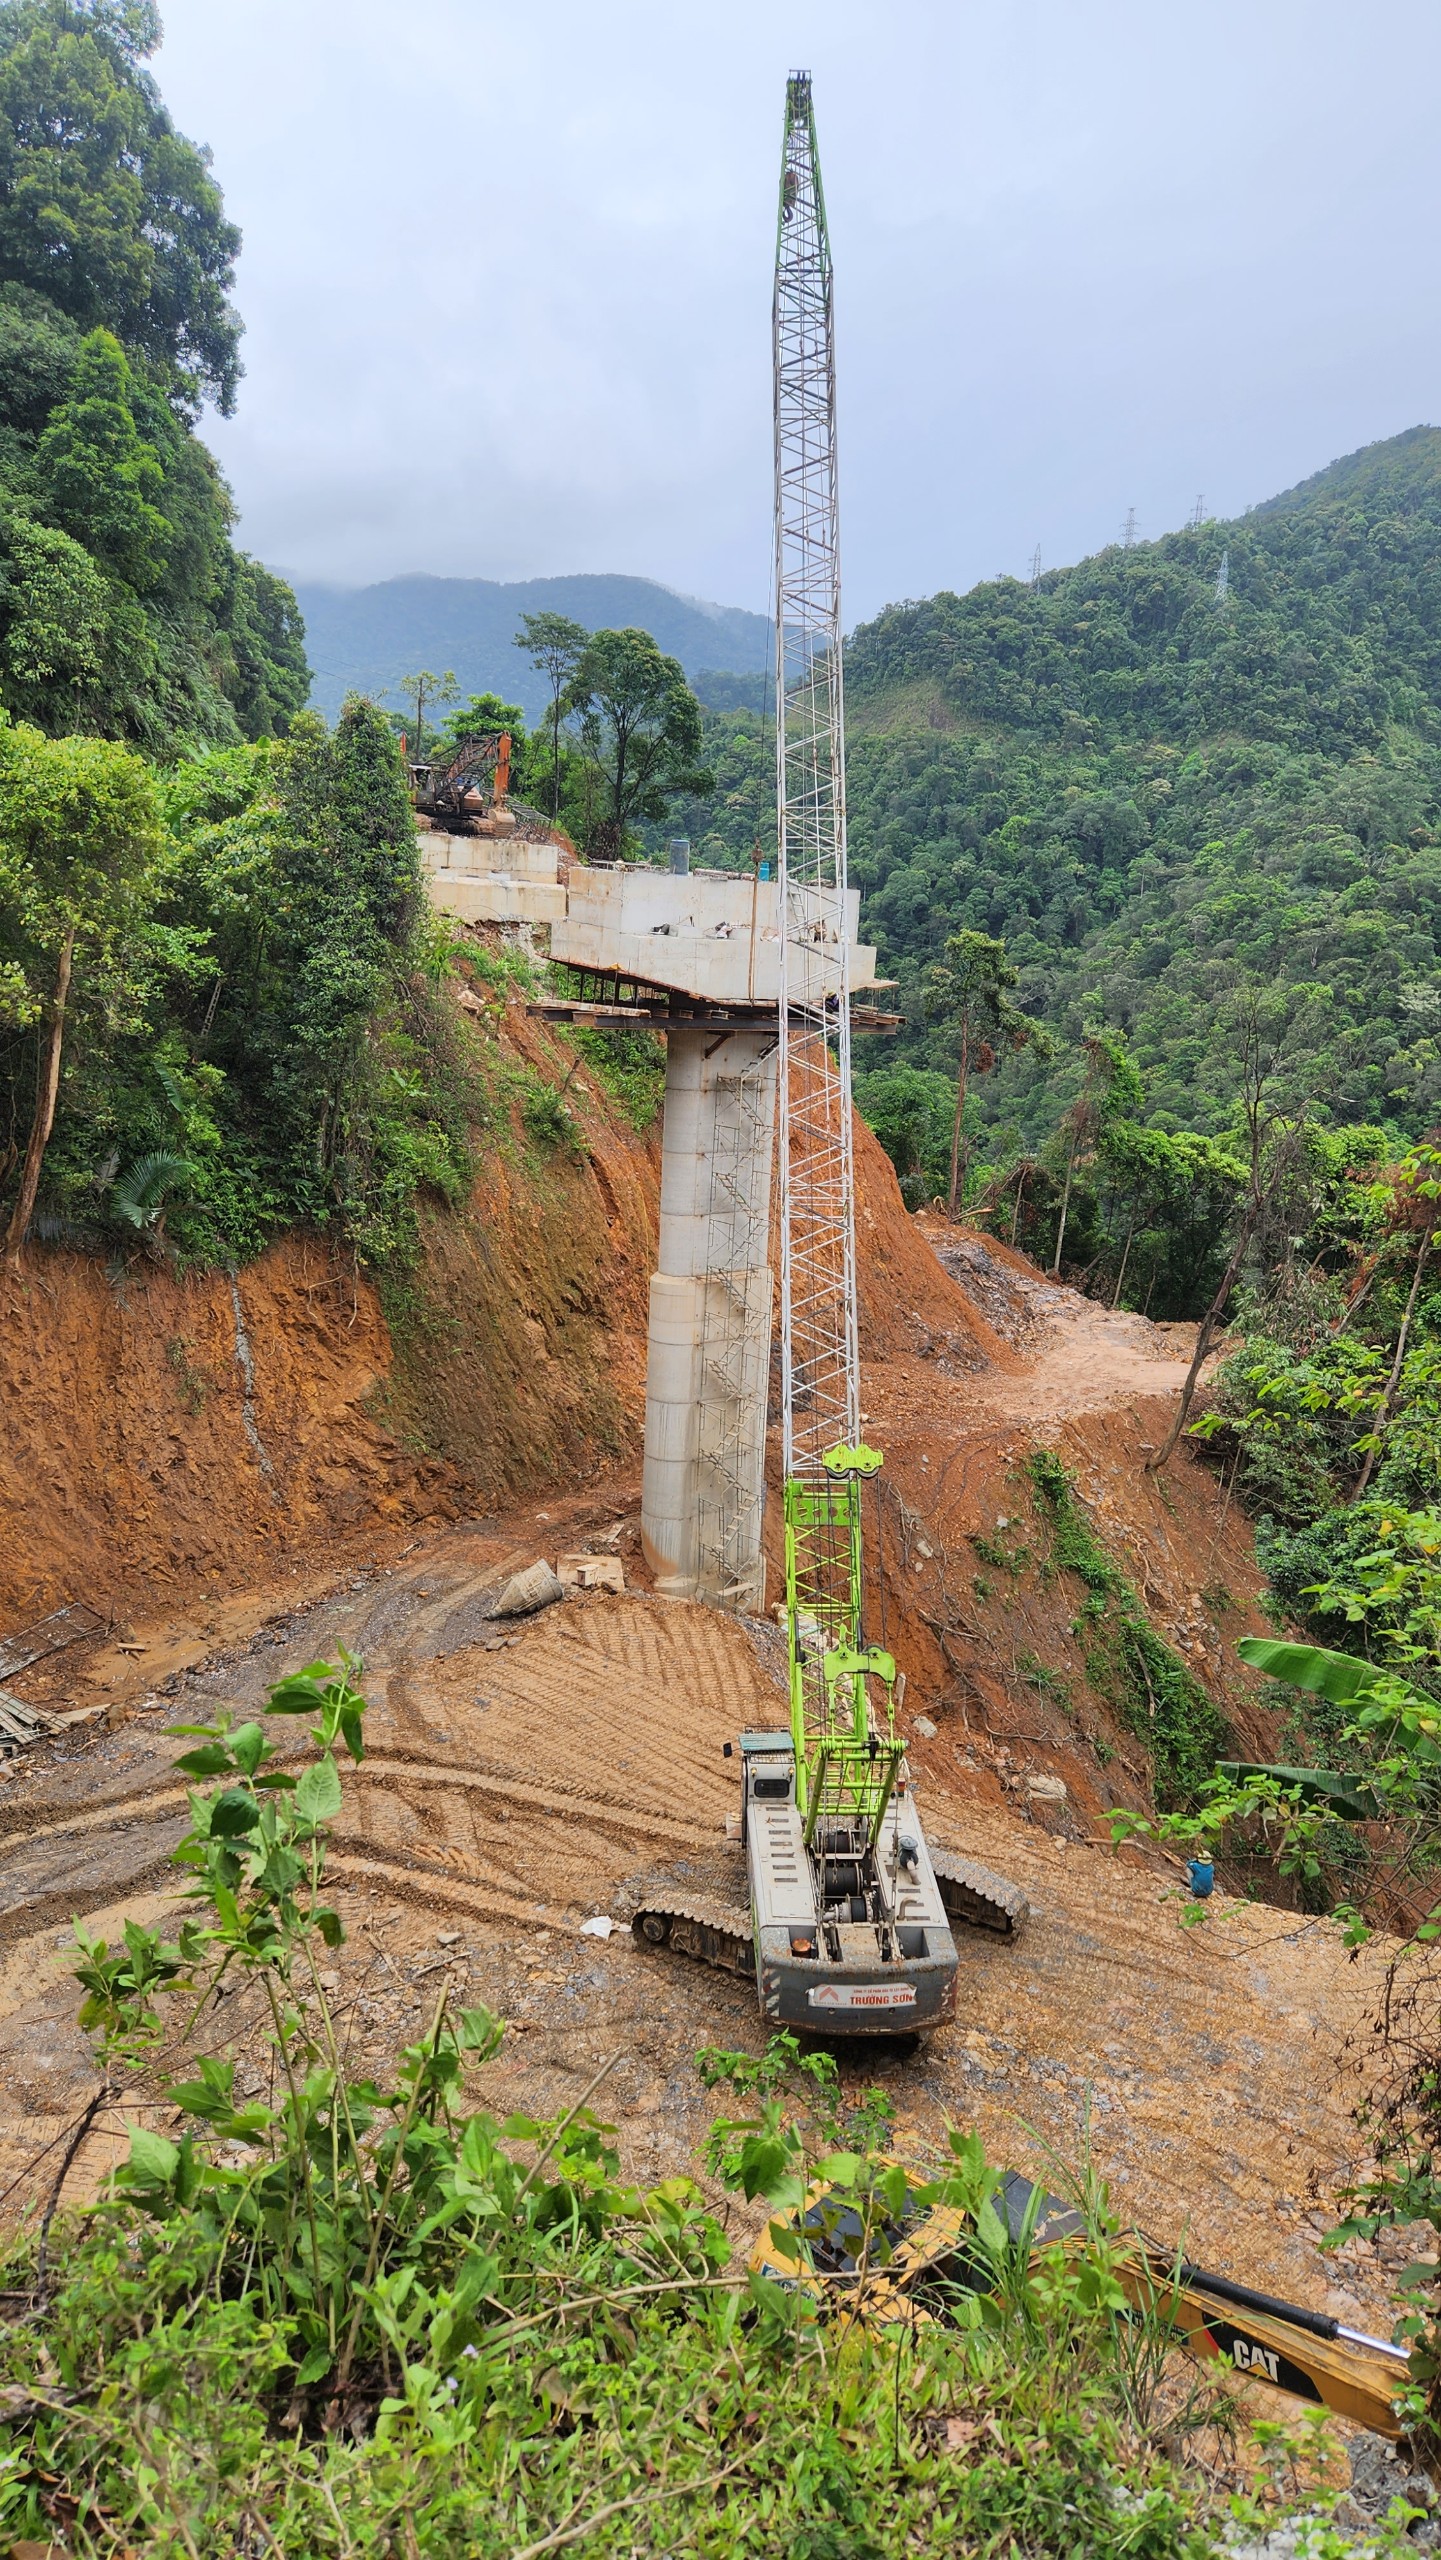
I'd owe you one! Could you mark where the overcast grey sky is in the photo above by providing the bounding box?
[152,0,1441,623]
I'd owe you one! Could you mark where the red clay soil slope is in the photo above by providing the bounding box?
[0,988,659,1627]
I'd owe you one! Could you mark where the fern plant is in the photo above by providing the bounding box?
[111,1149,193,1230]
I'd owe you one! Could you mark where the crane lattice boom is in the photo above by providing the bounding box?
[626,75,1023,2029]
[773,71,859,1482]
[773,73,894,1845]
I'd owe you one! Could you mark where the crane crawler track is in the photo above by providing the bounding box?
[931,1850,1029,1938]
[630,1893,753,1977]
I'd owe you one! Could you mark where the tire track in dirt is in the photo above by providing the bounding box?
[327,1597,774,1928]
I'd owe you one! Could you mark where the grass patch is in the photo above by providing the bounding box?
[1016,1646,1075,1717]
[573,1023,666,1133]
[1025,1449,1233,1807]
[521,1077,585,1155]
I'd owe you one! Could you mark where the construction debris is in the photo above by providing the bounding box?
[557,1552,625,1594]
[491,1561,564,1619]
[0,1602,104,1685]
[0,1688,55,1757]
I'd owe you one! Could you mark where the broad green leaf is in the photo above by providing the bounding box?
[266,1671,330,1716]
[127,2125,179,2183]
[228,1722,268,1777]
[877,2163,913,2219]
[173,1743,232,1777]
[294,1754,343,1826]
[209,1788,260,1838]
[1236,1637,1376,1703]
[1218,1760,1381,1820]
[747,2266,800,2317]
[457,2004,502,2055]
[738,2132,795,2201]
[165,2079,234,2124]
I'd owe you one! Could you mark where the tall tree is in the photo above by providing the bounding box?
[0,0,242,412]
[1147,988,1303,1470]
[259,699,423,1206]
[392,669,456,762]
[35,327,168,585]
[564,627,713,859]
[516,610,585,818]
[1050,1025,1142,1277]
[1351,1145,1441,1500]
[0,4,308,743]
[923,929,1041,1215]
[0,718,161,1262]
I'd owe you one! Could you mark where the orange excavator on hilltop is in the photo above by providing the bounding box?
[408,731,511,831]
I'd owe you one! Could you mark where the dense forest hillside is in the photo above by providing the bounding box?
[0,0,308,744]
[0,1,458,1276]
[296,572,769,725]
[674,427,1441,1149]
[849,428,1441,1145]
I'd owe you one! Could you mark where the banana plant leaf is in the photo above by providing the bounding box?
[1217,1761,1381,1822]
[1236,1637,1376,1703]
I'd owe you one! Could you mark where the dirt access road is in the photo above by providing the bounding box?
[0,1242,1410,2350]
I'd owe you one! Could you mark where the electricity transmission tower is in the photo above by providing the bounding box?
[1122,506,1138,548]
[1190,494,1206,530]
[1029,544,1042,590]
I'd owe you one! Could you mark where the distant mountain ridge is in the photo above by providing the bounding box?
[294,571,771,725]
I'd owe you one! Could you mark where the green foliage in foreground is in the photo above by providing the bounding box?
[0,1651,1414,2558]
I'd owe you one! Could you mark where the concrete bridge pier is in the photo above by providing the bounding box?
[641,1026,779,1610]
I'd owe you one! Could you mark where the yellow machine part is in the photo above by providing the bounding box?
[750,2183,1406,2439]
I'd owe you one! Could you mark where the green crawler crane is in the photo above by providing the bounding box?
[632,73,1026,2030]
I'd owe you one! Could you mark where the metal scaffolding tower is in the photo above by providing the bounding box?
[623,73,1023,2028]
